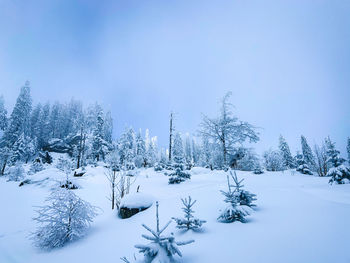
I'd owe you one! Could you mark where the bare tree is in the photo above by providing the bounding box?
[105,167,118,210]
[199,92,259,167]
[106,167,136,210]
[314,143,328,177]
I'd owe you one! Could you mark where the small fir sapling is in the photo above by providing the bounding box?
[31,188,98,250]
[230,171,257,207]
[172,196,206,231]
[218,171,256,223]
[135,201,194,263]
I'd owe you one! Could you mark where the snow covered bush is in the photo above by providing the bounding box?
[31,188,98,250]
[8,163,25,181]
[172,196,206,231]
[253,166,264,174]
[135,201,194,263]
[218,171,256,223]
[236,149,260,171]
[29,159,44,174]
[263,149,285,171]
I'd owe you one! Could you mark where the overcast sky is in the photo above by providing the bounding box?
[0,0,349,155]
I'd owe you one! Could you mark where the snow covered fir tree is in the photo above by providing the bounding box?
[218,170,256,223]
[326,137,350,184]
[172,196,206,231]
[168,132,191,184]
[133,202,194,263]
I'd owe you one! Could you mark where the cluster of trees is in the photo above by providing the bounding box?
[0,82,113,175]
[1,84,348,184]
[263,134,350,182]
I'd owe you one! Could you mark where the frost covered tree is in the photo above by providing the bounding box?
[199,92,259,168]
[279,135,295,169]
[11,133,36,163]
[172,196,206,231]
[31,188,98,250]
[218,171,254,223]
[184,135,193,169]
[236,148,260,171]
[325,136,345,168]
[325,137,350,184]
[119,127,136,169]
[263,149,285,171]
[314,143,328,177]
[92,105,105,162]
[230,171,257,207]
[0,95,8,131]
[4,81,32,145]
[8,163,25,182]
[168,133,191,184]
[295,152,313,175]
[135,201,194,263]
[135,129,146,167]
[301,135,315,169]
[347,137,350,165]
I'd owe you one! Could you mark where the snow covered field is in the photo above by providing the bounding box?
[1,167,349,263]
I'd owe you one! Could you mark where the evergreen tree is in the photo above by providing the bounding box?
[184,135,193,170]
[172,196,206,231]
[301,135,315,168]
[135,129,146,167]
[92,106,105,162]
[230,171,257,207]
[4,81,32,146]
[347,137,350,166]
[325,136,345,168]
[118,127,136,168]
[295,152,313,175]
[168,133,191,184]
[325,137,350,184]
[11,133,36,163]
[218,171,254,223]
[134,202,194,263]
[278,135,295,168]
[0,95,8,131]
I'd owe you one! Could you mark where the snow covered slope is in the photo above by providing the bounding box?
[0,167,349,263]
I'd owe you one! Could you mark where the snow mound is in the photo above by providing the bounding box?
[120,193,154,209]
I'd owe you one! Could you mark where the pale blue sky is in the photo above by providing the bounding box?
[0,0,349,155]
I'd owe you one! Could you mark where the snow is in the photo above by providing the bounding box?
[1,166,350,263]
[120,193,154,209]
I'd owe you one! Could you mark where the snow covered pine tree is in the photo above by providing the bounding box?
[295,152,313,175]
[168,133,191,184]
[172,196,206,231]
[326,137,350,184]
[134,201,194,263]
[31,188,98,250]
[218,170,256,223]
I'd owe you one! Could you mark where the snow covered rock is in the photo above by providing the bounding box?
[119,193,154,219]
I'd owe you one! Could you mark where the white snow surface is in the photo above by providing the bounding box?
[120,192,154,209]
[0,166,350,263]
